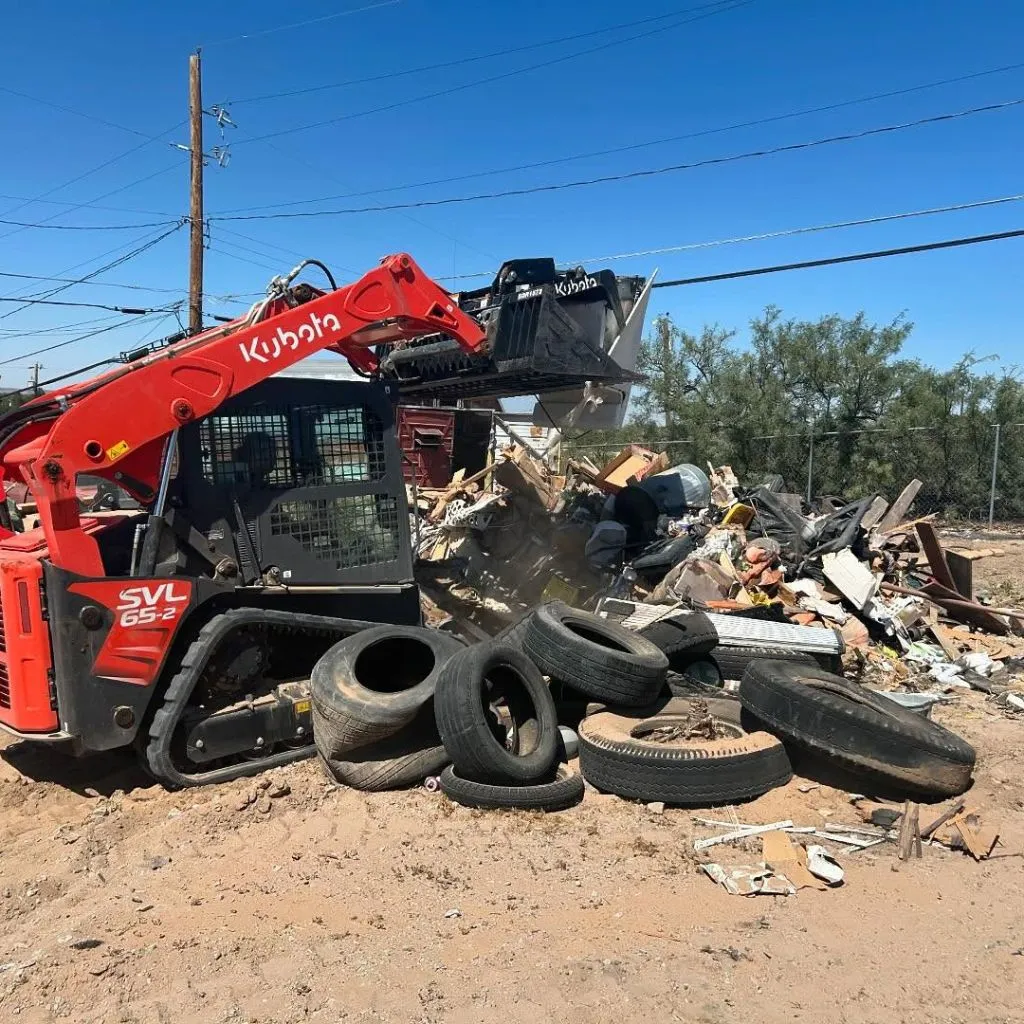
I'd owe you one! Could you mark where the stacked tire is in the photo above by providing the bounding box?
[311,626,463,791]
[433,643,584,811]
[519,602,792,807]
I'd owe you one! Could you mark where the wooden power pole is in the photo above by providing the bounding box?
[30,363,41,396]
[188,50,204,335]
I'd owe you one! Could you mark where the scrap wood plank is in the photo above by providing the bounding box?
[915,522,958,592]
[946,547,1006,561]
[861,495,890,530]
[945,550,974,600]
[876,479,923,534]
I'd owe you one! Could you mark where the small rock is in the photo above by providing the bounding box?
[83,788,100,799]
[269,781,291,799]
[798,783,820,794]
[148,857,169,871]
[256,796,273,815]
[444,909,462,919]
[70,939,103,951]
[646,801,665,815]
[25,889,38,898]
[236,791,256,812]
[256,778,271,792]
[135,904,154,913]
[88,964,109,977]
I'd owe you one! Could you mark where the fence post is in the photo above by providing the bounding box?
[806,423,815,504]
[989,422,1001,527]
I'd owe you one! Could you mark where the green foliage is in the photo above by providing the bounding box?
[565,308,1024,519]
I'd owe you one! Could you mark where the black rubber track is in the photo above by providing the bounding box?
[640,612,719,665]
[578,705,791,805]
[439,764,585,811]
[434,643,559,784]
[319,705,448,791]
[712,645,837,681]
[523,601,668,706]
[311,625,463,758]
[145,609,374,788]
[739,661,976,798]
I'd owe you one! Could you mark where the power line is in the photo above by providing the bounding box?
[0,85,163,139]
[0,312,173,366]
[565,193,1024,264]
[0,193,178,217]
[438,192,1024,281]
[229,2,740,105]
[0,296,173,313]
[0,215,180,231]
[0,223,185,323]
[237,0,755,145]
[650,228,1024,289]
[213,97,1024,222]
[0,122,185,224]
[0,269,188,294]
[205,0,403,47]
[223,60,1024,212]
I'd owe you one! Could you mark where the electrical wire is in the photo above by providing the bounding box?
[0,85,166,140]
[0,122,185,224]
[0,311,174,366]
[441,191,1024,280]
[0,269,189,294]
[211,223,361,276]
[0,297,173,313]
[205,0,403,47]
[0,215,180,232]
[223,60,1024,212]
[0,222,185,323]
[237,0,755,145]
[229,1,740,105]
[649,228,1024,289]
[213,98,1024,221]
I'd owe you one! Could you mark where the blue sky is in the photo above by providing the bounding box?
[1,0,1022,388]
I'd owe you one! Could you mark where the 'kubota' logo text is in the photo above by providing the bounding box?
[239,311,343,364]
[116,583,189,627]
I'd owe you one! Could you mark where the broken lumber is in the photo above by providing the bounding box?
[945,549,974,601]
[876,479,923,533]
[915,522,958,592]
[861,495,890,530]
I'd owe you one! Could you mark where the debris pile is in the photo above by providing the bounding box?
[411,445,1024,704]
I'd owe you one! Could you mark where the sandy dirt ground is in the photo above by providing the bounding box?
[1,549,1023,1024]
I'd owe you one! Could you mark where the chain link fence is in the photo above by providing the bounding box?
[563,422,1024,527]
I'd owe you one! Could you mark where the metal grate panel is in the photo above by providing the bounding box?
[269,494,400,570]
[0,599,5,653]
[199,404,385,489]
[0,662,9,709]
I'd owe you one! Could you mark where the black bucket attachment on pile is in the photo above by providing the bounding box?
[380,259,647,401]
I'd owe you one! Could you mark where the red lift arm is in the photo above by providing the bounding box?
[0,253,486,578]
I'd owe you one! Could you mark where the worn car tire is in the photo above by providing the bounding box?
[640,612,719,665]
[578,704,791,805]
[319,706,448,791]
[712,645,837,681]
[739,661,976,798]
[439,764,585,811]
[434,643,559,784]
[493,612,533,652]
[523,601,668,707]
[311,626,463,757]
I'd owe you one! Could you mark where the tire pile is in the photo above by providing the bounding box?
[310,601,976,812]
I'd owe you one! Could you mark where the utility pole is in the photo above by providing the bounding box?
[188,50,204,335]
[30,362,41,396]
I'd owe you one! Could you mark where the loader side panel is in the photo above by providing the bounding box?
[0,557,57,733]
[45,565,198,750]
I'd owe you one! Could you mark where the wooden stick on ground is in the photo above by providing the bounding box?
[897,801,922,860]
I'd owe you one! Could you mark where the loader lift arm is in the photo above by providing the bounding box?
[0,253,485,579]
